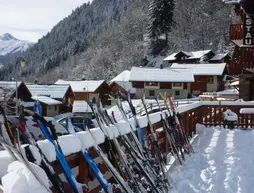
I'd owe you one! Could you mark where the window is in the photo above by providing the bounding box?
[207,77,214,84]
[172,83,182,87]
[145,82,159,87]
[196,78,201,82]
[175,90,180,96]
[149,90,155,97]
[54,105,57,111]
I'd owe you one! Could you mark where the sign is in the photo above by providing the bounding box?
[244,14,254,45]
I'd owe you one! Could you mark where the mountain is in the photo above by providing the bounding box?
[0,0,234,82]
[0,33,34,66]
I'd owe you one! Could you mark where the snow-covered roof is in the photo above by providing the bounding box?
[31,96,62,105]
[111,70,131,82]
[216,89,239,95]
[187,50,212,59]
[72,100,93,113]
[163,52,177,61]
[129,67,194,82]
[170,63,226,76]
[55,80,105,92]
[163,50,212,61]
[110,70,136,93]
[209,53,229,61]
[27,84,71,99]
[223,0,240,4]
[0,81,22,91]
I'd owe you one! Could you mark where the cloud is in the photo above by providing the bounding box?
[0,0,91,42]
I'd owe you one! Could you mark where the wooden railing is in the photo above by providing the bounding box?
[230,24,244,41]
[49,102,254,192]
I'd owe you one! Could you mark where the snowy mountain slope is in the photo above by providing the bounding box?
[0,33,33,56]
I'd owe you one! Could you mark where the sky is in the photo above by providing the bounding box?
[0,0,91,42]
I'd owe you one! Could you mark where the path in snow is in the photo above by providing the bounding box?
[169,125,254,193]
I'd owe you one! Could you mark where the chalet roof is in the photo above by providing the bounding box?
[72,100,93,113]
[170,63,227,76]
[223,0,240,4]
[163,50,212,61]
[27,84,71,99]
[129,67,194,82]
[0,81,30,101]
[163,52,177,61]
[209,53,230,61]
[31,96,62,105]
[111,70,131,82]
[110,70,136,93]
[55,80,105,92]
[0,81,22,91]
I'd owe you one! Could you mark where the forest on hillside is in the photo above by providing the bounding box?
[0,0,237,83]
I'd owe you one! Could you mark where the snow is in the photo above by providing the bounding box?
[209,53,229,61]
[230,80,239,86]
[0,151,15,179]
[129,66,194,82]
[0,33,33,56]
[31,96,62,105]
[58,134,82,156]
[163,52,177,61]
[72,100,93,113]
[76,131,95,149]
[240,108,254,114]
[223,109,238,121]
[2,161,50,193]
[104,124,119,139]
[37,140,56,162]
[26,84,70,99]
[114,121,132,135]
[110,70,131,82]
[171,63,227,76]
[55,80,105,92]
[20,145,42,166]
[216,89,239,95]
[169,125,254,193]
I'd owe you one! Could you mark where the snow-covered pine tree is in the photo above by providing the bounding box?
[148,0,175,53]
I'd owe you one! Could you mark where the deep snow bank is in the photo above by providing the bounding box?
[170,126,254,193]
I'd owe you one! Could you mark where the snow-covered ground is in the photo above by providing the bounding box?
[169,125,254,193]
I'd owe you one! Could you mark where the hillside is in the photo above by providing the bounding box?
[0,0,235,82]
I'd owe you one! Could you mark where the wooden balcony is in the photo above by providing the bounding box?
[230,24,244,41]
[228,47,254,75]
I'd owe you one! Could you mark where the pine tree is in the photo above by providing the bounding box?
[148,0,175,43]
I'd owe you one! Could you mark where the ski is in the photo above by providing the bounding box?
[24,108,85,193]
[64,117,113,193]
[167,96,194,154]
[15,113,68,193]
[155,96,183,165]
[0,106,51,192]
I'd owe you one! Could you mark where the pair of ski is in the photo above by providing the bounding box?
[107,94,169,192]
[31,103,127,193]
[0,106,52,192]
[159,93,194,160]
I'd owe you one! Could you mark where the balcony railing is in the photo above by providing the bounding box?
[230,24,244,41]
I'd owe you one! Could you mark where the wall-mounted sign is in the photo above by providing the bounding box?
[244,14,254,45]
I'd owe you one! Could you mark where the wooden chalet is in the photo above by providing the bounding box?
[55,80,111,106]
[129,66,194,99]
[171,63,228,95]
[26,84,75,116]
[0,81,31,115]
